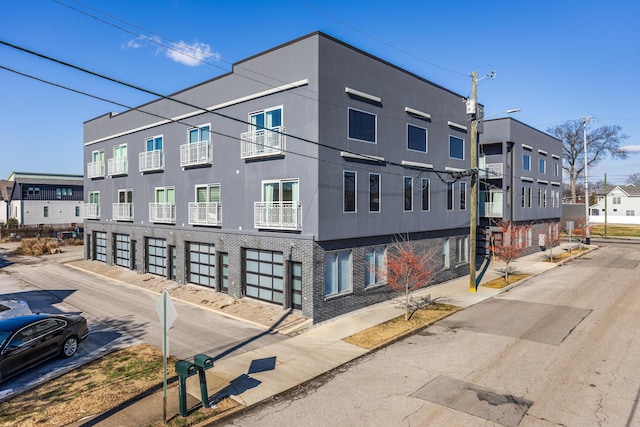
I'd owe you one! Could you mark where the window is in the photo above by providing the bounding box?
[365,247,386,287]
[324,250,352,296]
[404,177,413,211]
[553,161,559,177]
[369,173,380,212]
[527,228,532,247]
[348,108,376,143]
[262,179,298,203]
[447,182,454,211]
[421,178,430,211]
[521,186,526,208]
[118,189,133,204]
[457,236,469,263]
[612,196,621,204]
[528,187,532,208]
[155,187,175,204]
[344,171,356,212]
[449,136,464,160]
[543,189,547,207]
[626,210,636,216]
[27,187,40,196]
[75,206,80,217]
[443,238,450,269]
[250,107,282,130]
[459,182,467,211]
[407,124,427,152]
[43,206,48,217]
[114,143,127,158]
[523,154,531,171]
[196,184,220,203]
[188,124,211,144]
[537,188,542,207]
[146,135,163,152]
[539,158,546,174]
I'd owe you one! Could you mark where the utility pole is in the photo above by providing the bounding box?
[604,172,608,238]
[469,71,478,292]
[583,116,591,244]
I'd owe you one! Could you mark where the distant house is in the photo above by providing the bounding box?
[590,185,640,225]
[0,180,13,224]
[7,172,84,226]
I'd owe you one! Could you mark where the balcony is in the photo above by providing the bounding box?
[108,157,128,176]
[112,203,134,221]
[139,150,164,172]
[180,141,211,167]
[254,201,301,230]
[87,161,105,179]
[149,203,175,223]
[188,202,222,226]
[241,126,286,159]
[83,203,100,219]
[481,202,503,218]
[480,163,503,179]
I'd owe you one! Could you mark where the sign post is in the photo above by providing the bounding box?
[156,289,178,423]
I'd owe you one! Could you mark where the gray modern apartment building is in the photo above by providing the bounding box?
[83,32,490,323]
[478,118,563,255]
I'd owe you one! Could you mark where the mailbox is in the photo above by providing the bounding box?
[175,360,197,377]
[194,354,214,371]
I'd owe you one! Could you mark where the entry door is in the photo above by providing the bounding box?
[290,262,302,310]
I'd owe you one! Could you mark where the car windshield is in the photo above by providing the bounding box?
[0,331,10,348]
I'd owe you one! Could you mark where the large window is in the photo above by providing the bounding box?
[404,177,413,211]
[250,107,282,130]
[369,173,380,212]
[324,250,352,297]
[521,186,526,208]
[188,124,211,144]
[365,247,386,287]
[344,171,357,212]
[553,161,559,177]
[442,238,450,269]
[407,124,427,152]
[523,154,531,171]
[196,184,220,203]
[449,136,464,160]
[421,178,430,211]
[447,182,454,211]
[244,249,284,304]
[457,236,469,263]
[613,196,621,204]
[537,188,542,207]
[459,182,467,211]
[146,135,163,152]
[348,108,376,143]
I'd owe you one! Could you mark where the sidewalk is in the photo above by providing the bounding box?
[60,242,592,426]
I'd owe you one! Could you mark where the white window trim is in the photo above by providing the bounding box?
[421,178,431,211]
[448,135,465,160]
[404,176,413,212]
[187,123,212,141]
[459,182,467,211]
[248,106,283,130]
[260,178,298,201]
[447,182,455,211]
[364,246,387,288]
[324,250,353,299]
[369,173,381,213]
[347,107,377,144]
[194,183,221,201]
[406,123,428,153]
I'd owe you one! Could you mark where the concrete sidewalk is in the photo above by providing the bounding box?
[62,242,591,426]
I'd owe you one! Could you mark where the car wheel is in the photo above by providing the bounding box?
[61,336,79,357]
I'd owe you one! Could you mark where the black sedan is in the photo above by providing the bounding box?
[0,313,89,383]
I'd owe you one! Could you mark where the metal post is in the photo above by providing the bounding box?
[469,71,478,292]
[583,117,591,245]
[604,173,608,238]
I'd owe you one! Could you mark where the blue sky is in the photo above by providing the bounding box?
[1,0,638,184]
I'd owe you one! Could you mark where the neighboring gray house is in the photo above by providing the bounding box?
[590,185,640,225]
[7,172,84,226]
[478,118,563,253]
[83,32,475,323]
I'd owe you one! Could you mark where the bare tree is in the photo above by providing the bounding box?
[626,173,640,187]
[547,119,628,203]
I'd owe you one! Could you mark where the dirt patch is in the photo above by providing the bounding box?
[343,303,459,349]
[481,274,530,289]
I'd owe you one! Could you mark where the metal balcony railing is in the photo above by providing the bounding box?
[83,203,100,219]
[188,202,222,226]
[180,141,211,167]
[87,161,105,179]
[112,203,134,221]
[139,150,164,172]
[254,201,301,230]
[108,157,128,176]
[149,203,175,223]
[241,126,285,159]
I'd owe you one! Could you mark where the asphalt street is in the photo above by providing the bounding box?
[220,241,640,426]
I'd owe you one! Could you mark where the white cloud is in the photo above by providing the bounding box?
[164,40,220,66]
[124,38,142,49]
[621,145,640,153]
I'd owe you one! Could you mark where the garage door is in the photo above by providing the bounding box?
[244,249,284,304]
[147,237,167,276]
[188,242,215,287]
[94,232,107,263]
[114,234,130,268]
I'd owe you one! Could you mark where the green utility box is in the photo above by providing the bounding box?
[194,353,215,408]
[175,360,197,417]
[194,354,214,370]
